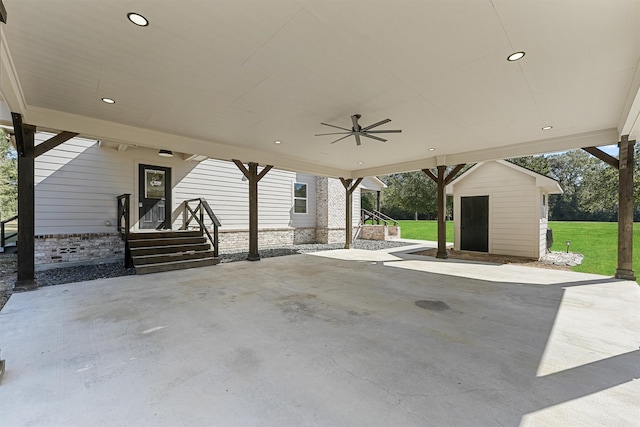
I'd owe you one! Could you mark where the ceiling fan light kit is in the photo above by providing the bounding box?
[315,114,402,146]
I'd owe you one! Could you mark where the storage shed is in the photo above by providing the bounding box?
[445,160,563,259]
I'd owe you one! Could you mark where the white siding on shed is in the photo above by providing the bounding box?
[451,162,540,258]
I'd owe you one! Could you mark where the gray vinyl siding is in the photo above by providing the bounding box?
[34,135,317,235]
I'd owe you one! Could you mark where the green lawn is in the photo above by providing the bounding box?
[397,219,639,278]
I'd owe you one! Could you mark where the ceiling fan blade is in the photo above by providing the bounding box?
[321,123,352,131]
[329,134,353,144]
[355,133,362,146]
[361,133,387,142]
[362,118,391,131]
[315,132,351,136]
[365,129,402,133]
[351,115,361,132]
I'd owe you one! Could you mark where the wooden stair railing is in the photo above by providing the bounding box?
[172,198,221,257]
[1,214,18,250]
[117,194,132,267]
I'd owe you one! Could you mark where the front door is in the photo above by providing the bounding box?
[460,195,489,252]
[139,164,171,230]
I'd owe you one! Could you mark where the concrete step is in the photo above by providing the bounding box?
[132,249,214,266]
[129,243,211,256]
[135,256,220,275]
[128,236,206,248]
[128,230,202,240]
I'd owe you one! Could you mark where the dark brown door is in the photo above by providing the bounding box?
[460,195,489,252]
[139,164,171,230]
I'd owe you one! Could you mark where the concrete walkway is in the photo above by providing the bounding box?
[1,246,638,426]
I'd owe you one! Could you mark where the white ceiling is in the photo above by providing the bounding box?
[1,0,639,177]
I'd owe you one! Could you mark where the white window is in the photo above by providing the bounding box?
[541,193,548,219]
[294,183,307,214]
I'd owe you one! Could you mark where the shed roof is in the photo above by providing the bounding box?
[359,176,387,193]
[445,160,563,194]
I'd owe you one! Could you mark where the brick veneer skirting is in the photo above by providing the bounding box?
[35,233,124,267]
[218,227,316,251]
[33,227,330,268]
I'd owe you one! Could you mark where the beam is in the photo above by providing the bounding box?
[340,177,364,249]
[33,131,78,158]
[12,112,37,290]
[615,136,636,280]
[232,160,273,261]
[423,164,465,259]
[582,146,619,169]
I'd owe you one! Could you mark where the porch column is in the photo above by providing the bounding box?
[376,190,381,224]
[340,177,363,249]
[582,139,635,280]
[423,164,465,259]
[12,113,79,290]
[13,113,37,290]
[233,160,273,261]
[616,136,636,280]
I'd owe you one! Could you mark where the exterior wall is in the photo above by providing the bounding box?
[315,177,360,244]
[33,134,359,265]
[451,162,541,259]
[33,135,324,264]
[35,233,124,270]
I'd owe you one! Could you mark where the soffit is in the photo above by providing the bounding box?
[1,0,639,177]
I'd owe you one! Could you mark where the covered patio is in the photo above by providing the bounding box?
[1,246,638,426]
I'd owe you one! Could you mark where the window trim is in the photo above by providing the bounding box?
[293,182,308,214]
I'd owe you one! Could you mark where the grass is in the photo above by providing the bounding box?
[396,219,639,279]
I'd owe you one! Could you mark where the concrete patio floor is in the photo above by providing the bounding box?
[0,245,639,426]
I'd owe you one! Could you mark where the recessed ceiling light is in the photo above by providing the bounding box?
[428,147,436,151]
[101,97,115,104]
[358,161,364,165]
[507,51,525,62]
[542,125,553,130]
[127,12,149,27]
[274,140,281,144]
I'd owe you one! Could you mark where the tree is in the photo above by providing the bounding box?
[379,171,438,220]
[0,130,18,219]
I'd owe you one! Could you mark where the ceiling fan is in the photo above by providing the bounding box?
[315,114,402,146]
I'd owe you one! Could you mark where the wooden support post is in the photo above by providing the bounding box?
[12,113,37,290]
[376,191,381,224]
[435,166,447,259]
[340,178,364,249]
[423,164,465,260]
[233,160,273,261]
[583,142,635,280]
[615,136,635,280]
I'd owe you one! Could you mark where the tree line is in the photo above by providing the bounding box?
[0,131,17,220]
[363,146,640,222]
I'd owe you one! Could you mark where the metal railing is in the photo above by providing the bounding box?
[360,209,398,226]
[1,214,18,248]
[117,194,132,267]
[172,198,221,257]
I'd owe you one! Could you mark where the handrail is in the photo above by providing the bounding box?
[1,214,18,248]
[360,209,398,226]
[173,198,221,257]
[116,194,132,267]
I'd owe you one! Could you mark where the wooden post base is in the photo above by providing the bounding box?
[615,269,636,281]
[247,254,261,261]
[13,279,38,292]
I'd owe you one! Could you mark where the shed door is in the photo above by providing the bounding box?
[460,196,489,252]
[139,164,171,230]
